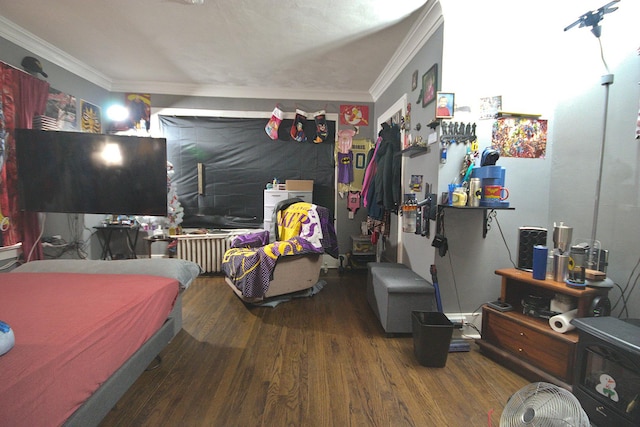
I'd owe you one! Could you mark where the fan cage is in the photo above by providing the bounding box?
[500,382,590,427]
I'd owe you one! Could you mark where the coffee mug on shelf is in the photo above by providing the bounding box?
[483,185,509,201]
[452,188,467,206]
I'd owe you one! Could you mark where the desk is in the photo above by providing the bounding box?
[94,224,140,260]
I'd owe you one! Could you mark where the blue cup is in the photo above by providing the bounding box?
[532,245,548,280]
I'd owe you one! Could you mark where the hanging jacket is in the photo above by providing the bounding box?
[372,123,402,213]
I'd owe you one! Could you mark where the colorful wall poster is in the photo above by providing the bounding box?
[340,105,369,126]
[126,93,151,130]
[492,117,547,158]
[45,87,76,130]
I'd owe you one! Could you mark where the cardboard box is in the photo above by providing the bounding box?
[286,180,313,191]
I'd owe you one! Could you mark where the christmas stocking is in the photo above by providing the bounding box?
[290,109,307,142]
[313,110,328,143]
[265,106,283,140]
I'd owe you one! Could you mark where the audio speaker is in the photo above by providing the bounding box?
[517,227,548,271]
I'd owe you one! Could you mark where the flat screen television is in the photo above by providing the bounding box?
[15,129,168,216]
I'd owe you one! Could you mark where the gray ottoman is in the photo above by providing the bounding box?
[367,262,435,334]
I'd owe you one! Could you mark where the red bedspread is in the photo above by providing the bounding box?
[0,272,179,427]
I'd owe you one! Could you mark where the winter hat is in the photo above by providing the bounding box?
[21,56,48,78]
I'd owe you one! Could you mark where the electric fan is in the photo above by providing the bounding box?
[500,382,590,427]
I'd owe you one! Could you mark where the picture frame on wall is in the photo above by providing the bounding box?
[435,92,454,119]
[421,64,437,107]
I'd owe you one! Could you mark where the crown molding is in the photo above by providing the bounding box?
[369,0,443,102]
[110,80,374,103]
[0,15,113,90]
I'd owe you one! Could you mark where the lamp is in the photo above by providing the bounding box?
[564,0,619,269]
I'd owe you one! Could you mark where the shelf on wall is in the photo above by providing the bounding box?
[401,145,429,157]
[437,205,515,238]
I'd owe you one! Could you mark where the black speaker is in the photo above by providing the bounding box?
[517,227,548,271]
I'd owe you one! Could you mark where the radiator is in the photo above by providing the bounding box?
[175,234,231,273]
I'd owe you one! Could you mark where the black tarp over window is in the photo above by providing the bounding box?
[159,116,335,228]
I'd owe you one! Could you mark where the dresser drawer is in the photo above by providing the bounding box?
[287,191,312,203]
[264,190,289,205]
[483,309,575,381]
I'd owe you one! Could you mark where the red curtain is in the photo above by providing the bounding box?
[0,62,50,259]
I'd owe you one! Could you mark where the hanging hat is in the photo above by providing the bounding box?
[21,56,48,78]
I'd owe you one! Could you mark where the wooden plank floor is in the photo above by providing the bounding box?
[100,270,528,426]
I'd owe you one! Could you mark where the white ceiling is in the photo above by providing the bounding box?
[0,0,433,101]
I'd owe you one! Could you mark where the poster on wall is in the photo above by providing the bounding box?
[45,87,76,130]
[492,117,548,158]
[126,93,151,130]
[80,100,102,133]
[479,95,502,120]
[340,105,369,126]
[410,175,423,192]
[421,64,437,107]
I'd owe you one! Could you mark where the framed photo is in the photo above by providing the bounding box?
[411,70,418,91]
[435,92,454,119]
[421,64,438,107]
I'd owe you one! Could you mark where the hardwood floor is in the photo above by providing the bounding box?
[100,270,528,426]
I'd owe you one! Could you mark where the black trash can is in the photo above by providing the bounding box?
[412,311,454,367]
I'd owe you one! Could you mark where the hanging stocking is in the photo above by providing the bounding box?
[313,110,328,143]
[265,106,283,140]
[290,109,307,142]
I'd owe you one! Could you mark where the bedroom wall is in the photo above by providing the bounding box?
[371,0,640,321]
[0,36,112,260]
[436,0,640,319]
[143,95,375,263]
[1,33,375,260]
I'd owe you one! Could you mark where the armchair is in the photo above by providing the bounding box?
[222,200,338,303]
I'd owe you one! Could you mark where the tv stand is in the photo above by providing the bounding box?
[94,224,140,260]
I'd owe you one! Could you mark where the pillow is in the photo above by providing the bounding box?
[11,258,202,290]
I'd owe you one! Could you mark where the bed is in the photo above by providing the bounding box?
[0,258,201,427]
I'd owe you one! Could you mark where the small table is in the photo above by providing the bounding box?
[94,224,140,260]
[143,235,176,258]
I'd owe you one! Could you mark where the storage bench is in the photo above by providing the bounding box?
[366,262,435,334]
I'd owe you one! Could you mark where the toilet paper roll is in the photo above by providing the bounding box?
[549,309,578,334]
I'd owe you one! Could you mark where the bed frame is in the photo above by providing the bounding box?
[63,294,182,427]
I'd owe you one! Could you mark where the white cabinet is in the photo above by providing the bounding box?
[263,189,312,239]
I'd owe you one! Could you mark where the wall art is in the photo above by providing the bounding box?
[421,64,437,107]
[492,117,548,158]
[435,92,454,119]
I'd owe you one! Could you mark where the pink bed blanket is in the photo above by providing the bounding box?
[0,272,179,427]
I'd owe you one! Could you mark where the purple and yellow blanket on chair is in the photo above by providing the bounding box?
[222,202,338,298]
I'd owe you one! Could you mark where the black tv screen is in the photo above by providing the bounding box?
[15,129,168,216]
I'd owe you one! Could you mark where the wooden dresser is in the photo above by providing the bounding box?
[476,268,610,389]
